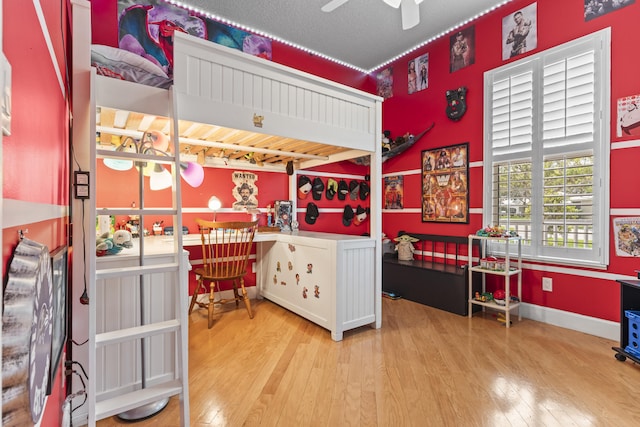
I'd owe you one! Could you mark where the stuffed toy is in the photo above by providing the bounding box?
[113,230,133,249]
[393,234,419,261]
[96,230,133,256]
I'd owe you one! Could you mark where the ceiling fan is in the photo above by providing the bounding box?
[321,0,424,30]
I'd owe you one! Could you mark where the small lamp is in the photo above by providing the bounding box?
[208,196,222,221]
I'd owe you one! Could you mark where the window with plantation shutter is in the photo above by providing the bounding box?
[483,29,610,267]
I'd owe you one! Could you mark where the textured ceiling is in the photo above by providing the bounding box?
[179,0,513,71]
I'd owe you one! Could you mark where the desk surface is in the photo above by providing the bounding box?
[176,230,372,245]
[97,231,373,260]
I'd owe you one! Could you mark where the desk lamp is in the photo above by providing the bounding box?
[208,196,222,221]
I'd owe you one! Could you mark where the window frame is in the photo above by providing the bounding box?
[483,29,610,268]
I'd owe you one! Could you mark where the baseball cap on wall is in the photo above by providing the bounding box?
[349,180,360,200]
[337,180,349,200]
[359,181,370,200]
[312,177,325,200]
[298,175,312,199]
[342,205,354,226]
[353,205,370,226]
[326,178,338,200]
[305,202,320,224]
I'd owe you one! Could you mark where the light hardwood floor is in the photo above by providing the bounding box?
[97,297,640,426]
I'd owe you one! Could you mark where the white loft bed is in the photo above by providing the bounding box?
[91,29,383,331]
[95,32,383,171]
[73,8,383,423]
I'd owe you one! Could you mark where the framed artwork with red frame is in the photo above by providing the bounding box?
[421,143,469,223]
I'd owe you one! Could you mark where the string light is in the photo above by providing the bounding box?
[167,0,514,74]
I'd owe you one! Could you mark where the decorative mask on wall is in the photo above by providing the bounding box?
[445,86,467,121]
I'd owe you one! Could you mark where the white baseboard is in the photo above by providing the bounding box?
[520,303,619,341]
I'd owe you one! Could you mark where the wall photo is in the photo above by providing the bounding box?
[422,143,469,223]
[408,53,429,93]
[585,0,635,21]
[502,3,537,60]
[377,67,394,99]
[450,26,475,73]
[384,175,404,209]
[617,94,640,137]
[232,171,258,209]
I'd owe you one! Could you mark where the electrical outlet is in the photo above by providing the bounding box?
[542,277,553,292]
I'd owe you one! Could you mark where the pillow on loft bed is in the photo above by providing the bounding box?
[91,44,172,89]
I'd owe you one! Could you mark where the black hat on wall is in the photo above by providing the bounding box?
[312,177,325,200]
[359,181,370,200]
[305,202,320,224]
[338,179,349,200]
[342,205,354,226]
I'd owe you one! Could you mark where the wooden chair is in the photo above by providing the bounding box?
[189,218,258,328]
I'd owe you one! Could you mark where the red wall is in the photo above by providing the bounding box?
[87,0,640,324]
[2,0,71,425]
[378,0,640,322]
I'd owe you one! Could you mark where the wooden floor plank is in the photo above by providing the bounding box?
[96,298,640,427]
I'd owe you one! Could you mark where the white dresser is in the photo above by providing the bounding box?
[256,231,377,341]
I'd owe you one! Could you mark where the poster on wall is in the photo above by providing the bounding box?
[501,2,537,60]
[613,217,640,257]
[408,53,429,94]
[450,26,475,73]
[377,67,393,99]
[117,0,272,78]
[616,94,640,137]
[584,0,635,21]
[384,175,404,209]
[232,171,258,209]
[422,143,469,223]
[274,200,293,231]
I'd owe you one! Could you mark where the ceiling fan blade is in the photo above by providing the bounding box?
[383,0,402,8]
[321,0,350,12]
[400,0,420,30]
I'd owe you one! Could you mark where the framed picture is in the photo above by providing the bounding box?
[422,143,469,223]
[274,200,293,231]
[501,2,537,60]
[585,0,635,21]
[384,175,404,209]
[449,26,475,73]
[48,245,68,395]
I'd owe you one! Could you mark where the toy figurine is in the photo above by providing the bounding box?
[393,234,420,261]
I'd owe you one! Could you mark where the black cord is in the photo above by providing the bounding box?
[71,338,88,346]
[66,360,89,381]
[70,371,87,415]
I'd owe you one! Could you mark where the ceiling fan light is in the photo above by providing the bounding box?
[149,164,173,190]
[146,129,170,152]
[321,0,349,12]
[103,158,133,171]
[383,0,402,8]
[180,161,205,187]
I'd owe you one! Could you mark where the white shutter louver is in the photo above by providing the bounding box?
[543,51,595,149]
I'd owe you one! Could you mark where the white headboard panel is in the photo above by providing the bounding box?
[172,32,381,152]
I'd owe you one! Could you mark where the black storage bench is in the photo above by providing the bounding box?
[382,231,482,316]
